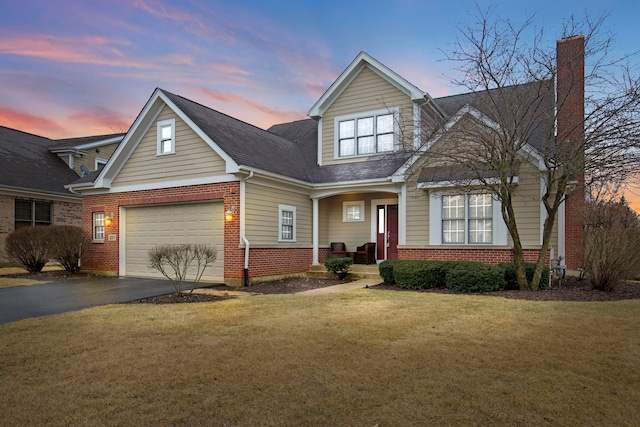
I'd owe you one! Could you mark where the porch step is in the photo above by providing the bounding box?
[307,263,383,281]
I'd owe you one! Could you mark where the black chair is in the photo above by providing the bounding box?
[330,242,347,259]
[355,242,376,264]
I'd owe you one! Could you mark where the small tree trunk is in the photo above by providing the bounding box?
[502,194,529,289]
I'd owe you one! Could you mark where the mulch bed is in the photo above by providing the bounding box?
[373,276,640,302]
[128,293,232,304]
[3,270,97,281]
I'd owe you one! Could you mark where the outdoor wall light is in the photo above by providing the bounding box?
[225,206,236,222]
[104,213,113,226]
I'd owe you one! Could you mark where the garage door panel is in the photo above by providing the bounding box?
[124,203,224,281]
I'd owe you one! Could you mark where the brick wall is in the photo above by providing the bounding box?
[81,182,314,283]
[398,248,549,265]
[0,195,81,264]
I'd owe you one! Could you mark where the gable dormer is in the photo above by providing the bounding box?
[309,52,441,166]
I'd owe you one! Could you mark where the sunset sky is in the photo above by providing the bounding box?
[1,0,639,209]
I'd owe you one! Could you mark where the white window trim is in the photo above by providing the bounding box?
[333,107,399,159]
[156,118,176,156]
[278,204,297,242]
[95,158,108,170]
[343,201,365,222]
[429,192,507,246]
[93,212,105,243]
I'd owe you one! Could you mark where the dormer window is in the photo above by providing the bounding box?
[157,118,175,155]
[335,109,397,158]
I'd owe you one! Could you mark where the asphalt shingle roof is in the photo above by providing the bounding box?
[433,80,555,152]
[0,126,80,195]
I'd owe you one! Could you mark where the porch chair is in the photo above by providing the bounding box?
[330,242,347,259]
[355,242,376,264]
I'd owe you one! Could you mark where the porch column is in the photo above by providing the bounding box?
[312,197,319,265]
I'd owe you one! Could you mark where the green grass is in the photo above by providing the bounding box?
[1,290,638,426]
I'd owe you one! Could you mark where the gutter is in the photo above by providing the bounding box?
[241,171,254,286]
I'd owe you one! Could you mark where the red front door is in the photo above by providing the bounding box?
[376,204,398,260]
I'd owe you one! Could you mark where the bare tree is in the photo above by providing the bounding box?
[420,8,640,289]
[584,196,640,291]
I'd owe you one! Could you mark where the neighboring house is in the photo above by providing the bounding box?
[0,127,124,264]
[68,37,584,286]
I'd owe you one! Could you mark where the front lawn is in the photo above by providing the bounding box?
[1,290,638,426]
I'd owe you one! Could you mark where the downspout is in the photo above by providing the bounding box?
[241,171,254,286]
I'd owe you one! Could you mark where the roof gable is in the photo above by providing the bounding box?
[308,52,427,118]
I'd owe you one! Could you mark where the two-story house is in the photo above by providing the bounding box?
[69,37,584,286]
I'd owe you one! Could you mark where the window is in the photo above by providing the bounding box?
[14,200,51,229]
[157,118,175,155]
[442,195,466,243]
[468,194,493,244]
[336,109,396,157]
[430,193,506,246]
[95,158,108,170]
[278,205,296,242]
[343,201,365,222]
[93,212,105,241]
[441,194,493,244]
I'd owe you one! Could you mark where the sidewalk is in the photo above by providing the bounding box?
[194,278,382,298]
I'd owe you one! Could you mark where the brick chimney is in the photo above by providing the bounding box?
[556,35,585,270]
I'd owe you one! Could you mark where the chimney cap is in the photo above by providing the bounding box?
[558,35,585,43]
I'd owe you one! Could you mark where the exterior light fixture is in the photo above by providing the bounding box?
[225,206,236,222]
[104,213,113,227]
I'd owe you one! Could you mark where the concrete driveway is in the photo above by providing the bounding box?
[0,277,178,325]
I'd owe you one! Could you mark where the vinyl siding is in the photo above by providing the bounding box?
[321,66,414,166]
[404,154,548,249]
[321,193,397,251]
[511,161,543,248]
[405,174,430,245]
[244,182,312,246]
[73,142,120,176]
[112,105,226,187]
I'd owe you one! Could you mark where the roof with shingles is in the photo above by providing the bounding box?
[0,126,80,195]
[433,80,555,152]
[52,133,126,149]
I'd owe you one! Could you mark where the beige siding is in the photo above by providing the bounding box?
[512,162,543,248]
[244,182,312,246]
[404,149,548,249]
[405,175,430,245]
[320,193,397,251]
[113,105,226,187]
[73,142,120,176]
[321,66,414,166]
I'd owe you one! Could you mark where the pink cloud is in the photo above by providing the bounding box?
[129,0,237,44]
[0,31,159,70]
[68,106,132,134]
[0,107,65,137]
[199,87,307,127]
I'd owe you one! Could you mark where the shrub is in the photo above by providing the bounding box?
[445,263,505,293]
[393,260,450,289]
[378,260,400,284]
[148,244,217,294]
[47,226,89,273]
[499,263,550,290]
[5,226,50,273]
[324,257,352,280]
[583,199,640,291]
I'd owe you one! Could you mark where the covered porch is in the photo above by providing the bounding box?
[310,186,404,266]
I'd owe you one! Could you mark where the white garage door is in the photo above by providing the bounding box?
[123,202,224,282]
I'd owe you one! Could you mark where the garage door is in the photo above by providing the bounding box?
[123,202,224,282]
